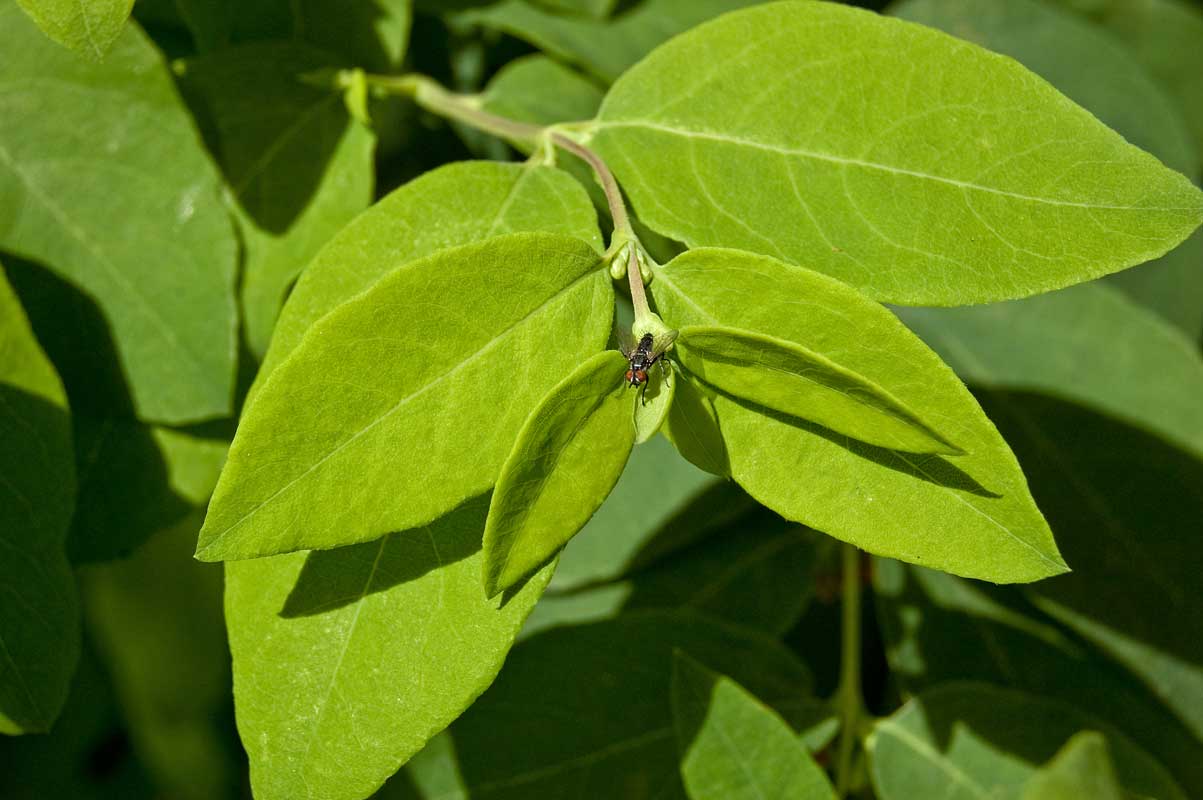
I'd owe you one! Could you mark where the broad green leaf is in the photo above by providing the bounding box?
[179,42,376,358]
[0,6,238,423]
[481,54,604,126]
[177,0,412,71]
[632,362,674,443]
[256,161,603,390]
[898,283,1203,459]
[1022,732,1123,800]
[442,611,814,799]
[1055,0,1203,165]
[83,512,236,800]
[198,234,612,561]
[0,264,79,735]
[873,560,1203,794]
[590,1,1203,306]
[525,509,828,638]
[459,0,761,82]
[14,0,133,59]
[870,683,1186,800]
[483,350,632,597]
[677,325,962,455]
[530,0,616,19]
[652,249,1065,583]
[226,498,553,800]
[69,420,228,563]
[894,0,1203,336]
[672,653,835,800]
[551,433,745,591]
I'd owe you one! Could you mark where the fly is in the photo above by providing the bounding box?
[620,328,678,405]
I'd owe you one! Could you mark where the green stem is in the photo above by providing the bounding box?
[835,543,863,798]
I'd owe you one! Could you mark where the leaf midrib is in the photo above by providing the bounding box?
[593,120,1197,213]
[201,266,601,554]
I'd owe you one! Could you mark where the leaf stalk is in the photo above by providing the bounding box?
[834,542,864,798]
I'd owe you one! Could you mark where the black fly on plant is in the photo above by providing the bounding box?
[619,327,678,405]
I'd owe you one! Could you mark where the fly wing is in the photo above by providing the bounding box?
[617,326,636,358]
[650,328,679,358]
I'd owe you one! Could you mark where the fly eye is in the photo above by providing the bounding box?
[625,370,634,382]
[635,370,647,382]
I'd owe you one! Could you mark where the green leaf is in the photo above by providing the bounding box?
[873,561,1203,794]
[481,54,604,126]
[441,611,814,799]
[551,433,745,591]
[590,1,1203,306]
[459,0,761,82]
[255,161,603,391]
[633,363,674,444]
[83,512,236,800]
[1022,732,1123,800]
[69,420,228,563]
[0,6,238,424]
[676,325,962,455]
[893,0,1203,336]
[483,350,632,597]
[1056,0,1203,166]
[225,497,553,800]
[198,234,612,561]
[870,683,1186,800]
[529,0,617,19]
[179,42,376,358]
[652,249,1065,583]
[177,0,412,71]
[0,263,79,735]
[663,373,729,476]
[14,0,133,59]
[672,652,836,800]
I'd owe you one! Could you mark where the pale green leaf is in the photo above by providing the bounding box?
[550,433,744,591]
[198,234,612,561]
[590,0,1203,305]
[226,497,554,800]
[672,652,836,800]
[459,0,761,82]
[676,324,962,455]
[0,6,238,423]
[14,0,133,60]
[481,54,604,126]
[1022,732,1123,800]
[894,0,1203,336]
[83,512,236,800]
[633,362,674,444]
[179,42,376,358]
[441,611,814,799]
[663,374,729,476]
[483,350,632,597]
[0,263,79,735]
[652,249,1064,583]
[870,683,1185,800]
[177,0,412,71]
[256,161,603,391]
[873,561,1203,794]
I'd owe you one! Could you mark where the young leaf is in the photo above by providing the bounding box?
[483,350,633,597]
[632,362,674,443]
[676,325,962,455]
[197,234,612,561]
[255,161,603,391]
[1022,732,1123,800]
[14,0,133,60]
[590,1,1203,306]
[894,0,1203,337]
[459,0,761,82]
[652,249,1065,583]
[663,374,730,477]
[0,264,79,735]
[0,5,238,424]
[482,54,604,127]
[870,683,1186,800]
[225,498,554,800]
[179,42,376,358]
[672,652,836,800]
[442,611,815,798]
